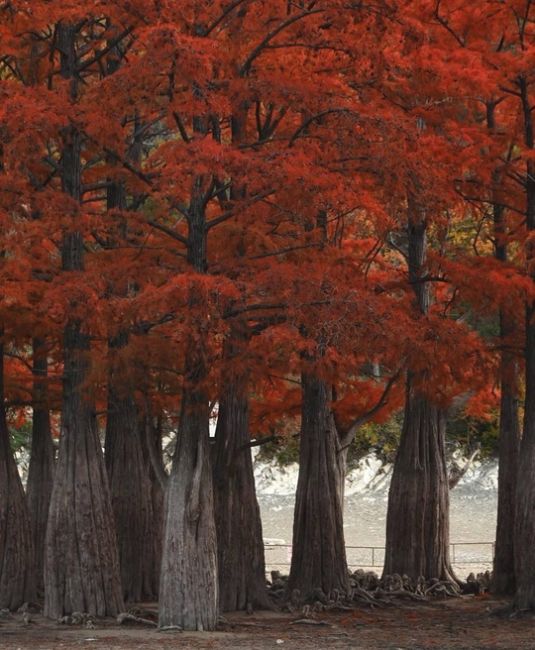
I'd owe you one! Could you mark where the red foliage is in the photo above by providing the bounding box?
[0,0,528,439]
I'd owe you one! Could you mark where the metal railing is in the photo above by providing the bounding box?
[264,542,495,570]
[450,541,494,565]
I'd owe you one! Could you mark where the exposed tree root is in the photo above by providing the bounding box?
[117,612,157,627]
[269,569,479,613]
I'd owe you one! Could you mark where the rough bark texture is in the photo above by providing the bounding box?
[487,102,521,596]
[105,348,158,603]
[287,373,349,600]
[383,214,455,582]
[140,413,164,597]
[493,364,520,595]
[383,383,454,581]
[26,337,55,596]
[158,187,218,630]
[44,23,123,619]
[514,77,535,610]
[211,95,269,611]
[493,242,520,594]
[515,298,535,609]
[0,342,35,610]
[102,45,158,602]
[213,373,270,612]
[44,324,124,618]
[159,382,218,630]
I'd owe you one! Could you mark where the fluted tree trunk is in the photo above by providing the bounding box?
[212,332,270,611]
[514,76,535,611]
[483,100,521,596]
[209,85,269,611]
[515,308,535,608]
[384,383,454,580]
[494,358,520,594]
[158,188,218,630]
[142,413,164,592]
[286,209,371,602]
[159,360,218,629]
[383,212,455,582]
[287,373,349,600]
[105,345,158,603]
[44,23,123,618]
[26,337,55,596]
[103,106,160,602]
[0,340,35,610]
[45,322,124,617]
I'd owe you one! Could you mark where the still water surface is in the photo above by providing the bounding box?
[259,490,496,576]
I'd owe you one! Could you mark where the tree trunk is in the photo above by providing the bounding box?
[105,341,157,603]
[383,212,455,582]
[209,93,268,611]
[486,102,521,596]
[102,47,157,602]
[0,341,35,609]
[44,23,123,619]
[44,324,124,618]
[26,337,54,597]
[514,77,535,610]
[212,375,270,611]
[493,361,520,594]
[384,381,455,581]
[159,380,218,630]
[493,282,520,595]
[158,186,218,629]
[140,412,164,598]
[287,373,349,600]
[515,298,535,609]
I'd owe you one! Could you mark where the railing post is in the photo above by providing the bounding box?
[263,541,494,573]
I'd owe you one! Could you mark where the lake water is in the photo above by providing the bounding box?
[256,457,497,577]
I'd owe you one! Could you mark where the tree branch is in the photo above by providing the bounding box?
[339,369,402,450]
[433,0,465,47]
[239,434,280,451]
[289,108,356,147]
[77,26,134,73]
[240,9,323,76]
[225,302,287,318]
[147,219,189,246]
[205,189,275,230]
[203,0,249,36]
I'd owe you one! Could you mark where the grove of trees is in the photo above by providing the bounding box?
[0,0,534,631]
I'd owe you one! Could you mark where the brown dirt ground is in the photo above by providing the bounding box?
[0,596,533,649]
